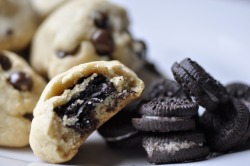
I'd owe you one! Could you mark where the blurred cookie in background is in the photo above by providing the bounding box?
[0,0,38,52]
[30,0,69,19]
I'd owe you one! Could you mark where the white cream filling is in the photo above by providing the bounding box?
[104,131,138,142]
[142,116,185,122]
[143,140,203,157]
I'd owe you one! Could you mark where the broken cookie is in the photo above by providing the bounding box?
[29,60,144,163]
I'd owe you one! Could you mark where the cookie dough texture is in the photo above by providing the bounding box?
[0,51,46,147]
[0,0,38,52]
[29,61,144,163]
[30,0,144,79]
[31,0,69,19]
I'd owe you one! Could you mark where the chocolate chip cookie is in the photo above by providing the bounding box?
[0,0,38,52]
[0,51,46,147]
[30,0,145,79]
[31,0,69,19]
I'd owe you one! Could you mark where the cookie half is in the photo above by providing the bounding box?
[29,61,144,163]
[143,132,210,164]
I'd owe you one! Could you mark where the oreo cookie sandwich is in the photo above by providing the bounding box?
[143,132,210,164]
[132,97,198,132]
[171,58,230,111]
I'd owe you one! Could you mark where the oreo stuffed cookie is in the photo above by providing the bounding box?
[143,132,210,164]
[132,97,198,132]
[0,51,46,147]
[98,105,142,149]
[29,61,144,163]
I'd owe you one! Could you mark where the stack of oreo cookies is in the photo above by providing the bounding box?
[132,79,210,164]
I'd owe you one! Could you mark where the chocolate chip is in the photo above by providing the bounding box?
[24,113,33,121]
[92,29,114,56]
[92,11,109,29]
[134,40,147,59]
[8,72,33,91]
[56,46,79,58]
[0,53,12,70]
[6,29,13,36]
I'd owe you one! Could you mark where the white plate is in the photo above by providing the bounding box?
[1,0,250,165]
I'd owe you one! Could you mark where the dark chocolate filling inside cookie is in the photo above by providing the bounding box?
[54,74,117,135]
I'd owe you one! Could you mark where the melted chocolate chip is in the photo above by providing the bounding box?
[8,72,33,91]
[134,40,147,59]
[92,11,109,29]
[56,46,79,58]
[0,53,12,70]
[54,74,117,135]
[24,113,33,121]
[92,29,114,56]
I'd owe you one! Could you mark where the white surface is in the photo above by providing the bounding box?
[1,0,250,165]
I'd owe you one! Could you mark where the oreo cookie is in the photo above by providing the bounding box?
[98,106,142,149]
[142,132,210,164]
[148,78,189,100]
[132,97,198,132]
[171,58,230,111]
[200,99,249,152]
[226,82,250,146]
